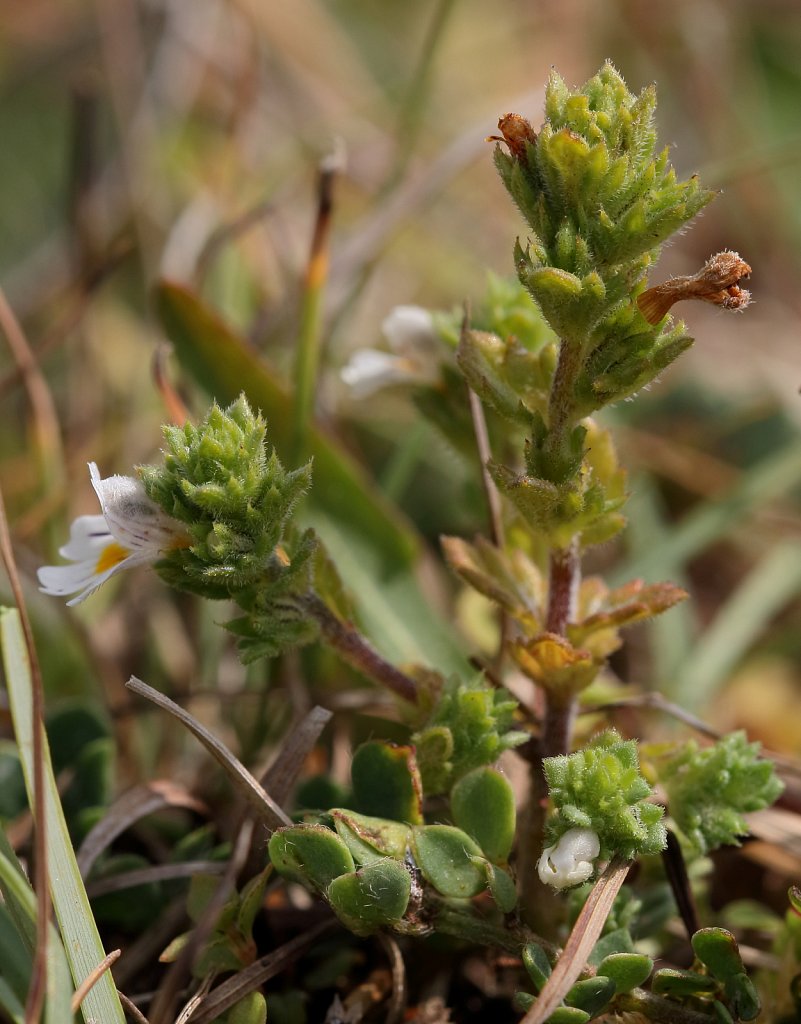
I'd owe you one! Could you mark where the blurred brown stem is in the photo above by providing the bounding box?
[301,592,419,705]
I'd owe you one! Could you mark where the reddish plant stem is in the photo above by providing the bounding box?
[520,332,583,928]
[542,539,581,757]
[544,541,579,636]
[301,592,419,705]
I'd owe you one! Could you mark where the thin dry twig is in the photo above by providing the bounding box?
[175,973,215,1024]
[86,860,227,900]
[580,691,720,738]
[520,858,631,1024]
[114,897,188,990]
[117,988,150,1024]
[377,932,406,1024]
[78,780,208,877]
[186,918,338,1024]
[71,948,122,1013]
[126,676,292,830]
[149,820,255,1024]
[0,285,64,490]
[262,704,333,806]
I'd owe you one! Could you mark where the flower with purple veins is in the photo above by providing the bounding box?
[38,462,189,606]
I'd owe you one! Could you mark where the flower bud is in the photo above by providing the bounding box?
[537,827,600,890]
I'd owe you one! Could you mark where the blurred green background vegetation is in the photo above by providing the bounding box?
[2,0,801,782]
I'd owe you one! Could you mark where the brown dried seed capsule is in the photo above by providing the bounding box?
[487,113,537,161]
[637,250,752,325]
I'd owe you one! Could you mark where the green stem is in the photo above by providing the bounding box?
[300,592,419,705]
[615,989,715,1024]
[432,906,555,958]
[292,156,338,462]
[546,337,582,461]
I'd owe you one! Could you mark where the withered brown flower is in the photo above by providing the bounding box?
[487,113,537,161]
[637,250,752,325]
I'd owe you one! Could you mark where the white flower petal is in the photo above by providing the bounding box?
[89,462,186,553]
[381,305,439,358]
[38,539,144,605]
[537,828,601,890]
[40,464,189,606]
[340,349,424,399]
[58,515,112,560]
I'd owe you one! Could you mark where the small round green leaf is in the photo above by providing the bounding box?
[268,824,354,891]
[652,969,718,998]
[351,741,423,824]
[545,1008,590,1024]
[194,933,248,978]
[587,927,634,966]
[188,873,236,926]
[513,992,536,1012]
[725,973,760,1022]
[331,809,411,865]
[237,868,270,937]
[327,858,411,936]
[565,976,616,1016]
[411,825,486,898]
[691,928,745,983]
[522,942,552,992]
[450,766,516,863]
[596,952,653,993]
[483,862,517,913]
[227,992,267,1024]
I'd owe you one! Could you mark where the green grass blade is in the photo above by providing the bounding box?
[307,510,470,674]
[0,826,35,953]
[0,975,25,1024]
[614,440,801,584]
[155,280,418,574]
[0,851,72,1024]
[0,900,31,1017]
[0,608,125,1024]
[622,475,697,691]
[671,541,801,710]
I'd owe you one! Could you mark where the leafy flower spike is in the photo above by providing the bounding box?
[38,463,189,605]
[543,729,666,863]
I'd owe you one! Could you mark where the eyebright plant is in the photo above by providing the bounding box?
[540,730,667,864]
[36,62,784,1024]
[657,731,784,856]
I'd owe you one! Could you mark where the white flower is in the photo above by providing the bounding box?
[537,827,601,890]
[38,463,189,606]
[340,305,443,399]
